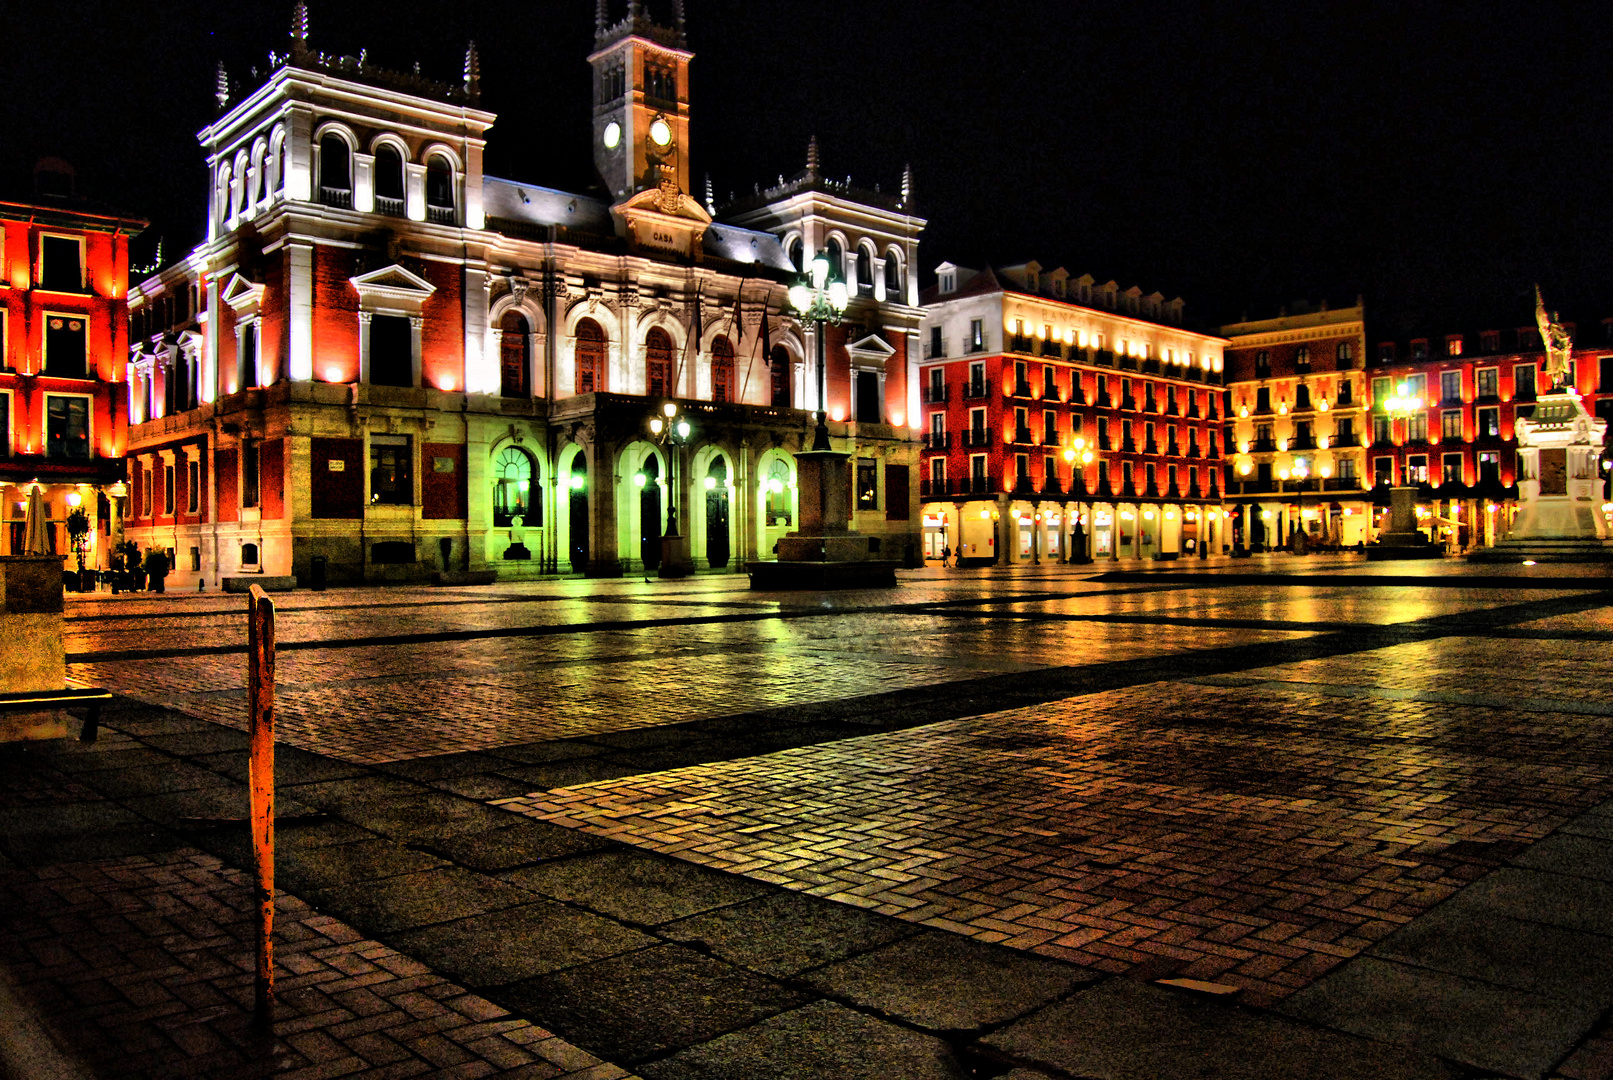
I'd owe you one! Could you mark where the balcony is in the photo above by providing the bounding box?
[426,204,457,225]
[1142,357,1162,375]
[1143,397,1160,413]
[320,186,353,208]
[1330,433,1360,447]
[1166,442,1181,457]
[923,340,947,360]
[1069,385,1087,405]
[375,195,405,217]
[1253,401,1274,415]
[1295,359,1312,375]
[1144,483,1161,498]
[1322,477,1360,491]
[1012,427,1035,445]
[1098,435,1113,450]
[1014,475,1036,494]
[1188,483,1202,498]
[1041,340,1063,358]
[1009,335,1036,354]
[919,478,954,498]
[966,476,995,495]
[1117,354,1140,372]
[1252,438,1277,453]
[1010,381,1035,399]
[1122,439,1137,453]
[1041,477,1064,495]
[1120,481,1138,497]
[922,432,952,450]
[1187,442,1200,458]
[964,381,989,400]
[1166,401,1180,416]
[962,429,992,448]
[922,385,950,404]
[1121,396,1138,411]
[1290,435,1317,451]
[1094,349,1116,367]
[1187,400,1200,418]
[1144,441,1159,455]
[1096,393,1114,408]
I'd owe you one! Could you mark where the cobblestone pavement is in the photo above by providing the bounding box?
[32,556,1613,1078]
[0,849,637,1080]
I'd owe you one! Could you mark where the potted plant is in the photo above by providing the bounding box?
[65,507,92,592]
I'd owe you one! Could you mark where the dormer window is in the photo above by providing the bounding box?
[1411,339,1428,360]
[940,272,955,293]
[1446,336,1464,357]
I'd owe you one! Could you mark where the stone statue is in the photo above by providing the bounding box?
[1534,285,1574,390]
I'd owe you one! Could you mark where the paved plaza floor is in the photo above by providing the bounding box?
[4,555,1613,1078]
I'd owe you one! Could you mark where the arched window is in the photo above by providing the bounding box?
[500,310,529,398]
[375,145,405,215]
[217,165,232,227]
[646,327,674,398]
[856,244,874,295]
[710,335,734,403]
[492,446,539,527]
[576,319,606,394]
[884,250,902,298]
[253,153,268,208]
[274,136,287,193]
[825,238,844,282]
[770,345,791,407]
[319,134,351,206]
[425,155,454,223]
[786,237,803,271]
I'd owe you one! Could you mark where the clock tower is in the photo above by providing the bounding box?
[590,0,693,204]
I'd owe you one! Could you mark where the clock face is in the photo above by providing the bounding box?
[602,121,621,149]
[649,118,673,147]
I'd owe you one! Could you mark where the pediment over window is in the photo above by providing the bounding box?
[349,264,436,311]
[220,273,266,315]
[846,332,895,363]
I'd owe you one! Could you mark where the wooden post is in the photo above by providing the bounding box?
[247,584,276,1020]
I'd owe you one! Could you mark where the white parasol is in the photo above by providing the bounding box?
[22,485,50,555]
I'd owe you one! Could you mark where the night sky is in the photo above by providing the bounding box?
[12,0,1612,336]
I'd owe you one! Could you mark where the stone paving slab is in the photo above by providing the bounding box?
[983,977,1461,1080]
[499,849,772,927]
[1279,956,1602,1079]
[655,890,921,978]
[388,903,658,986]
[636,999,968,1080]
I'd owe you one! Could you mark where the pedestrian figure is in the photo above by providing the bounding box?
[942,544,951,568]
[144,547,170,594]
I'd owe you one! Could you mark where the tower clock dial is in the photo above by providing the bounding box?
[649,118,673,147]
[602,121,622,149]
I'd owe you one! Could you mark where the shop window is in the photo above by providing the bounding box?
[369,434,413,505]
[856,458,878,509]
[45,396,89,459]
[492,446,539,527]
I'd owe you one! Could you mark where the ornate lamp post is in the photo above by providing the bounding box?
[787,255,850,451]
[647,401,693,578]
[1368,381,1437,557]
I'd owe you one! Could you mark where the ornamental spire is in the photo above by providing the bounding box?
[900,163,913,207]
[215,62,230,111]
[595,0,608,37]
[704,172,715,214]
[464,41,481,99]
[291,1,309,55]
[673,0,686,29]
[805,134,820,179]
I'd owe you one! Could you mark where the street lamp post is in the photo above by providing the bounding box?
[788,256,850,452]
[1369,381,1438,557]
[648,401,692,578]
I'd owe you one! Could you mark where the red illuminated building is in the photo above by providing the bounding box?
[0,160,146,561]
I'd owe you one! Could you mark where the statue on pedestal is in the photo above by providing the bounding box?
[1535,285,1574,391]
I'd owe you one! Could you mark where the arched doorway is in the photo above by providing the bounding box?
[568,453,589,573]
[705,454,731,569]
[756,452,797,557]
[638,454,662,572]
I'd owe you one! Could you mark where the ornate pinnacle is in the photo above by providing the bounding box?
[595,0,608,37]
[805,134,820,178]
[215,62,230,111]
[291,1,309,49]
[704,172,715,214]
[901,163,913,206]
[464,41,481,97]
[673,0,686,28]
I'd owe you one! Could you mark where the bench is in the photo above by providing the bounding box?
[0,689,115,743]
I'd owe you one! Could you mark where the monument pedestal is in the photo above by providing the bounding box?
[748,448,898,590]
[1368,486,1440,560]
[1471,391,1613,562]
[0,555,70,741]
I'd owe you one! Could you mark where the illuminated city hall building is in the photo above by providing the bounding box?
[1,162,146,563]
[1218,302,1371,550]
[917,262,1229,563]
[124,2,924,586]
